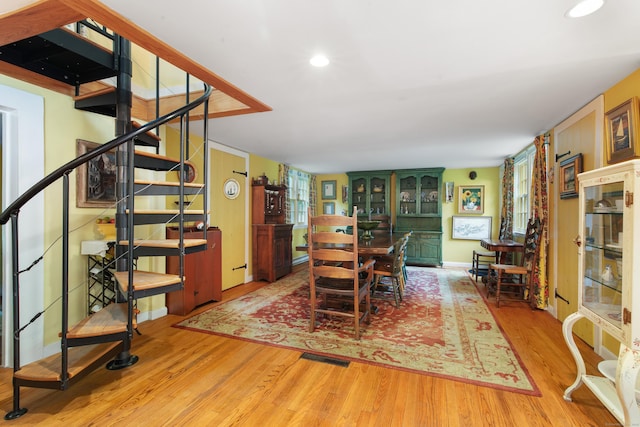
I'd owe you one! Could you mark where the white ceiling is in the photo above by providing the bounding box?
[100,0,640,174]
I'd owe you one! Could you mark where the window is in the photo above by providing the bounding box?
[287,169,310,227]
[513,145,535,234]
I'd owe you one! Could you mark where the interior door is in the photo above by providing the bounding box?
[209,146,247,290]
[554,99,601,345]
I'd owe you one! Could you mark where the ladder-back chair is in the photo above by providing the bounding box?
[307,206,375,339]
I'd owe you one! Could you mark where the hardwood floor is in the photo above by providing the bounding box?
[0,267,618,426]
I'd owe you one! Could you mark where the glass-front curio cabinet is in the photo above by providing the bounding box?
[563,159,640,425]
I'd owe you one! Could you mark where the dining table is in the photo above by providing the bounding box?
[296,232,402,258]
[480,238,524,263]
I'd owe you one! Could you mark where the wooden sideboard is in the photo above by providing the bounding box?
[252,223,293,282]
[166,227,222,315]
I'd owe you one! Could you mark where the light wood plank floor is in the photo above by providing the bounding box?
[0,267,618,426]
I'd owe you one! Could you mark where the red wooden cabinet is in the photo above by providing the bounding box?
[166,227,222,315]
[252,223,293,282]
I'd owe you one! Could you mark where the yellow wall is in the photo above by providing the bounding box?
[600,68,640,353]
[441,167,501,263]
[0,74,115,346]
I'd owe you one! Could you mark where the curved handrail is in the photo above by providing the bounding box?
[0,84,212,225]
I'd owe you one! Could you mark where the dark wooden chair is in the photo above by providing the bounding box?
[307,206,375,339]
[371,234,409,307]
[472,217,506,281]
[488,217,543,308]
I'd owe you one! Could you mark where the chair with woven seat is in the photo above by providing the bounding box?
[488,217,543,308]
[371,235,408,308]
[307,206,375,339]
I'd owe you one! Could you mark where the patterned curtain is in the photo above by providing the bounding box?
[500,158,515,240]
[309,175,317,216]
[279,164,291,222]
[530,135,549,309]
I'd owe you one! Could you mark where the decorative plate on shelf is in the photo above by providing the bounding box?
[223,178,240,200]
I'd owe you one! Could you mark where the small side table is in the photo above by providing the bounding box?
[81,240,116,315]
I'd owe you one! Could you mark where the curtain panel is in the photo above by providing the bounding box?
[500,158,515,240]
[530,136,549,309]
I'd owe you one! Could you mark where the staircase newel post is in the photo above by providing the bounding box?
[4,212,27,420]
[108,34,138,370]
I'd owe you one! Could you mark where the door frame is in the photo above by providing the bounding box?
[0,84,45,367]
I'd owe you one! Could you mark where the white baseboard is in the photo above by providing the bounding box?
[442,261,472,269]
[138,306,167,323]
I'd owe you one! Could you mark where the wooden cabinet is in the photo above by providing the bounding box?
[251,182,293,282]
[252,223,294,282]
[563,160,640,425]
[166,227,222,315]
[347,171,392,218]
[252,183,286,224]
[405,231,442,266]
[395,168,444,266]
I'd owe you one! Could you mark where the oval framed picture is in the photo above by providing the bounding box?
[223,178,240,199]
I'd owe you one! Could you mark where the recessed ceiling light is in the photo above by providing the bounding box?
[565,0,605,18]
[310,54,330,67]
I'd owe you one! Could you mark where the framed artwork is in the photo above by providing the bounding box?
[322,180,337,200]
[458,185,484,214]
[323,202,335,215]
[559,153,582,199]
[342,185,348,203]
[452,216,492,240]
[444,181,454,203]
[605,97,639,164]
[76,139,117,208]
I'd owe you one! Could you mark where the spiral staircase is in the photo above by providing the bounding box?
[0,21,211,419]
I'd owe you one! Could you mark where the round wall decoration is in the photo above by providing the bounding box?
[223,178,240,199]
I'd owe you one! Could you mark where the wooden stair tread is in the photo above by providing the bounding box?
[135,179,203,188]
[67,304,133,339]
[73,86,115,101]
[134,150,196,167]
[118,238,207,248]
[113,271,182,291]
[131,120,161,141]
[14,342,121,382]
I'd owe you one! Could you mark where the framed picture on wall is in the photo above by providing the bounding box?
[559,153,582,199]
[321,180,337,200]
[605,97,639,164]
[458,185,484,214]
[323,202,335,215]
[452,216,492,240]
[76,139,117,208]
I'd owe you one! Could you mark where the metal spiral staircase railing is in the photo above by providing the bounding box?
[0,21,211,420]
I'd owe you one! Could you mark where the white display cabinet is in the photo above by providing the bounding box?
[563,159,640,426]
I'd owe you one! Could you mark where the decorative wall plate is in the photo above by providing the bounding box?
[224,178,240,199]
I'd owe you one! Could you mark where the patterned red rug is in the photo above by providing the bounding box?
[175,267,540,395]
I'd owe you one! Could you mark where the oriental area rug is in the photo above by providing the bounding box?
[175,267,540,396]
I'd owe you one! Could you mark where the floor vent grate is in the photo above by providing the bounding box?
[300,352,350,367]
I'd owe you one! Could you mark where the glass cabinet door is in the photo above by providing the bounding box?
[419,174,439,215]
[399,175,417,215]
[369,175,387,215]
[582,180,624,331]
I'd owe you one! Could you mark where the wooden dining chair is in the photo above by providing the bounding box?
[307,206,375,339]
[488,217,543,308]
[371,235,408,307]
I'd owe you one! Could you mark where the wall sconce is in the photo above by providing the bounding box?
[469,171,477,180]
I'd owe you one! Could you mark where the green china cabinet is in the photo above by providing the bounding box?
[395,168,444,266]
[347,171,392,218]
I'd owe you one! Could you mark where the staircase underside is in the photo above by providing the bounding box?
[0,0,272,120]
